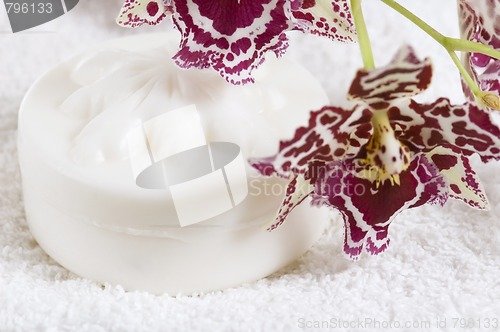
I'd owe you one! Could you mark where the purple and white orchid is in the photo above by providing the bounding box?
[117,0,356,84]
[115,1,500,260]
[458,0,500,107]
[250,46,500,259]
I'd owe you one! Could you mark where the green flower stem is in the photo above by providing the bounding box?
[447,49,480,95]
[351,0,375,70]
[378,0,500,60]
[378,0,444,43]
[445,38,500,60]
[377,0,500,97]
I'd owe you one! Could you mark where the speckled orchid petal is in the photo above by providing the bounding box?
[313,153,448,260]
[479,60,500,96]
[348,45,433,110]
[266,175,314,231]
[249,105,371,178]
[118,0,356,84]
[170,0,295,85]
[458,0,500,102]
[458,0,500,66]
[117,0,172,27]
[458,0,476,44]
[427,146,488,209]
[389,98,500,162]
[292,0,356,42]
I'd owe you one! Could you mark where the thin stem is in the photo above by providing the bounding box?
[378,0,500,61]
[447,50,481,95]
[445,38,500,61]
[379,0,445,44]
[378,0,499,100]
[350,0,375,69]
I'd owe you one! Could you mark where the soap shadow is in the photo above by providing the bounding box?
[265,238,353,282]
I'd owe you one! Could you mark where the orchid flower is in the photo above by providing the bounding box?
[458,0,500,109]
[116,0,356,84]
[250,46,500,259]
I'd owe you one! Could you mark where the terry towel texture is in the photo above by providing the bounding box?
[1,1,499,331]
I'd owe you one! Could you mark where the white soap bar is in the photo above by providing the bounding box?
[17,32,330,295]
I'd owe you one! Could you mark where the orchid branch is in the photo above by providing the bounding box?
[350,0,375,70]
[445,38,500,60]
[447,49,480,95]
[378,0,500,109]
[378,0,500,60]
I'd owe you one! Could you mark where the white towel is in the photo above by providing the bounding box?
[1,1,499,331]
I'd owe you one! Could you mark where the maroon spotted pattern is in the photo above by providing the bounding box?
[267,175,314,231]
[293,0,355,42]
[117,0,171,27]
[392,98,500,162]
[250,45,499,259]
[117,0,355,84]
[147,1,160,16]
[171,0,294,85]
[312,154,447,259]
[479,60,500,97]
[428,146,488,209]
[348,45,433,110]
[458,0,500,102]
[249,105,371,178]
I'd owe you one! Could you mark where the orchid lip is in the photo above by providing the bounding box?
[359,111,412,188]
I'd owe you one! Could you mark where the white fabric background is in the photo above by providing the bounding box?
[1,1,499,331]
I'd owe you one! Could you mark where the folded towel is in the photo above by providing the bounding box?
[1,1,498,331]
